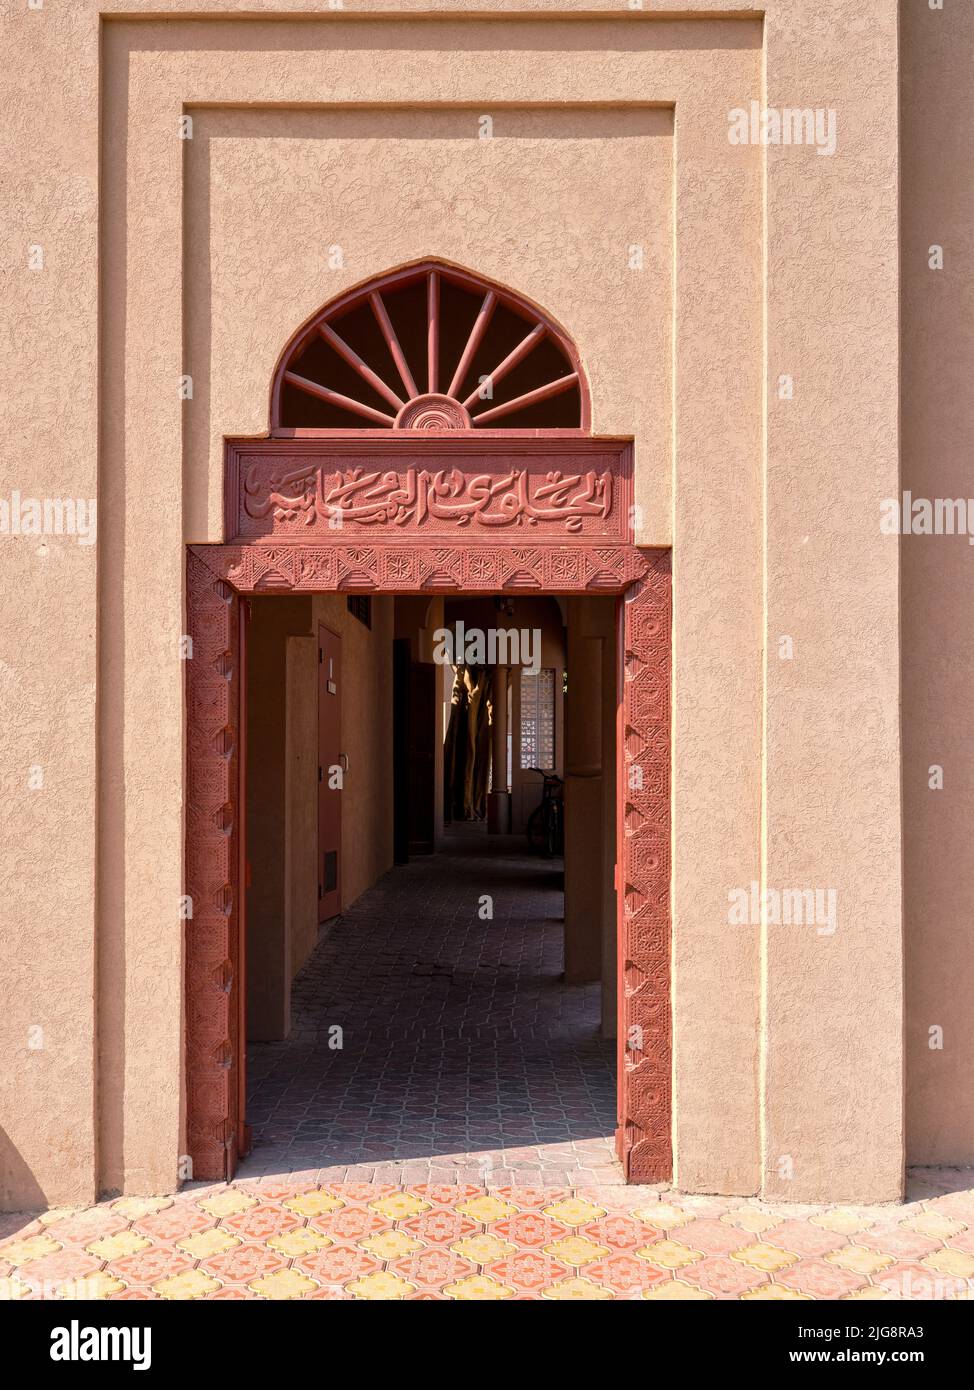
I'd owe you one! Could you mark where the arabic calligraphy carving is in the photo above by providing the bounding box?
[242,463,614,535]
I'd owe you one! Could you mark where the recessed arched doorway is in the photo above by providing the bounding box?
[185,260,671,1185]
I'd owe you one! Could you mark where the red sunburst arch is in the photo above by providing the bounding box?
[270,260,590,433]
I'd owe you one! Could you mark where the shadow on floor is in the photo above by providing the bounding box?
[241,831,620,1183]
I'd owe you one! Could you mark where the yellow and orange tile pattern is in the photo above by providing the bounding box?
[2,1178,973,1300]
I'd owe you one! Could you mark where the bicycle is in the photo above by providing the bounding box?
[525,768,564,857]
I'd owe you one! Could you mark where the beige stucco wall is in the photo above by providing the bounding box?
[0,2,917,1208]
[901,0,974,1165]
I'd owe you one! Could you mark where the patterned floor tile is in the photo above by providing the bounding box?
[392,1248,474,1287]
[11,1250,100,1286]
[721,1207,782,1235]
[902,1210,966,1240]
[0,1234,62,1265]
[580,1214,651,1249]
[637,1238,704,1271]
[84,1231,151,1262]
[450,1233,516,1264]
[810,1207,875,1236]
[221,1203,300,1241]
[313,1205,390,1242]
[489,1250,570,1289]
[8,1169,950,1302]
[295,1244,380,1285]
[132,1205,212,1243]
[347,1271,416,1299]
[443,1274,515,1300]
[826,1244,895,1276]
[670,1218,751,1258]
[542,1235,610,1267]
[763,1220,847,1258]
[112,1247,193,1284]
[734,1242,803,1273]
[201,1242,285,1284]
[248,1269,319,1300]
[919,1248,974,1279]
[44,1208,129,1246]
[493,1212,568,1246]
[403,1208,477,1245]
[742,1283,812,1300]
[776,1258,867,1298]
[153,1270,222,1300]
[859,1226,942,1260]
[642,1278,712,1300]
[680,1256,770,1297]
[542,1276,615,1299]
[584,1252,659,1293]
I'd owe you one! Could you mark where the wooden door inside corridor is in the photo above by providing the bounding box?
[317,624,342,922]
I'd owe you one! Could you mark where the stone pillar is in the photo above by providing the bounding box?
[487,665,510,833]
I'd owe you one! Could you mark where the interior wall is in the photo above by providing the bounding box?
[245,593,393,1042]
[286,636,318,983]
[245,598,312,1040]
[564,597,617,996]
[311,595,394,913]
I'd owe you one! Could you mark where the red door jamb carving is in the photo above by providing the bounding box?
[185,552,243,1180]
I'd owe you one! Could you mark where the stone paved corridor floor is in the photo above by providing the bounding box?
[240,829,620,1186]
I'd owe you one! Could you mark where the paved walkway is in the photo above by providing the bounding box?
[3,1172,973,1300]
[241,828,619,1186]
[3,835,973,1300]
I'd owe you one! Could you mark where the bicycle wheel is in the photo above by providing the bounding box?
[550,801,564,857]
[526,804,547,855]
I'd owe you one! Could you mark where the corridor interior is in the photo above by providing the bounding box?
[239,592,621,1185]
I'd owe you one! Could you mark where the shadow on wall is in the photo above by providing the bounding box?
[1,1132,50,1214]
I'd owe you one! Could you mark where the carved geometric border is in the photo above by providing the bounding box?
[619,549,672,1182]
[185,539,671,1183]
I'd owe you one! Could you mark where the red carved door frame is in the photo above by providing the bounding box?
[185,436,671,1183]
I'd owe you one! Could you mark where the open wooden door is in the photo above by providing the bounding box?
[408,661,436,855]
[393,639,437,860]
[318,623,342,921]
[392,639,411,864]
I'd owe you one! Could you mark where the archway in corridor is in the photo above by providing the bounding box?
[184,261,671,1186]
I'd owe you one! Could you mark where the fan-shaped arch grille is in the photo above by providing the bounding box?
[274,263,585,432]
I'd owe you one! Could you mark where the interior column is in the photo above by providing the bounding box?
[487,664,510,833]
